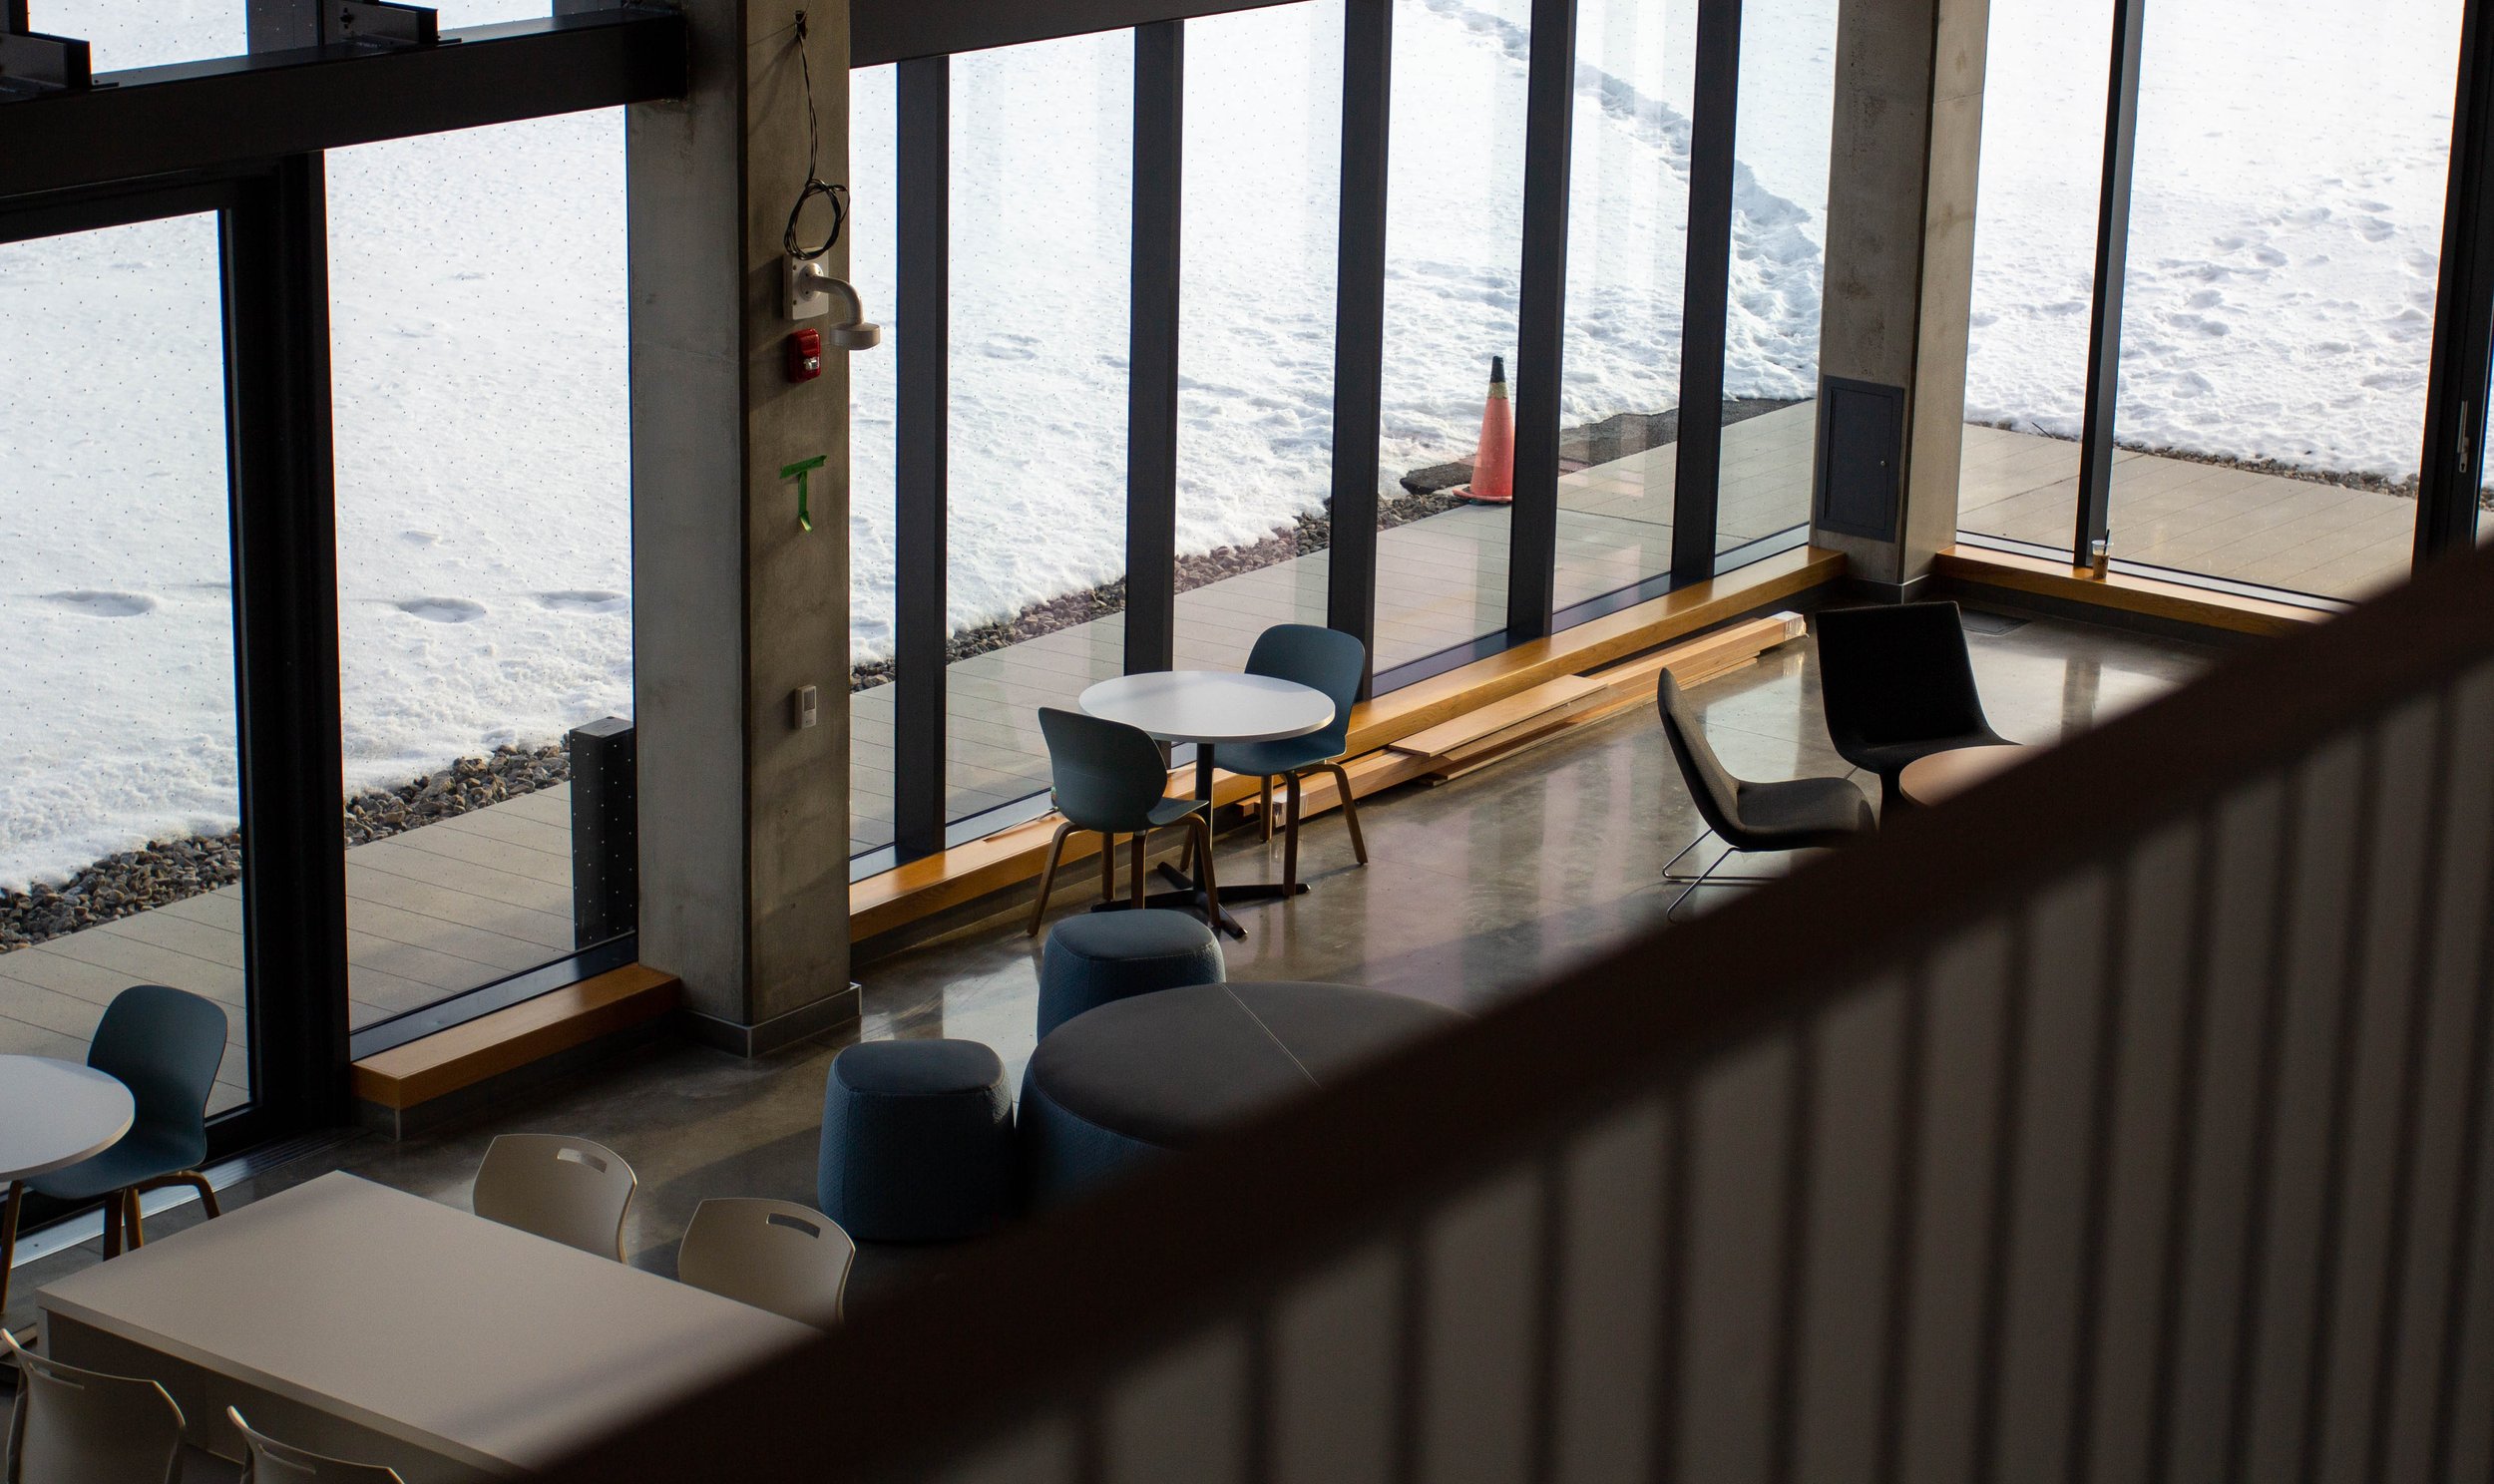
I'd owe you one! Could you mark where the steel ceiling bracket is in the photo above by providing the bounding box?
[333,0,442,48]
[0,28,93,96]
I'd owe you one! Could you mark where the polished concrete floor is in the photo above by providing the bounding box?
[1,606,2215,1346]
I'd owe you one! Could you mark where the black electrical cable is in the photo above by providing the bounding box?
[783,10,849,261]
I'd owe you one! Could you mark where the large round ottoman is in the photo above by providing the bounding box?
[819,1039,1015,1242]
[1038,909,1225,1038]
[1019,981,1461,1206]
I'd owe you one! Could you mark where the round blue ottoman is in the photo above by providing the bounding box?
[1020,981,1461,1206]
[1038,909,1225,1039]
[818,1039,1014,1242]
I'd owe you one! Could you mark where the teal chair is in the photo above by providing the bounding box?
[29,984,227,1254]
[1215,624,1370,892]
[1029,708,1221,934]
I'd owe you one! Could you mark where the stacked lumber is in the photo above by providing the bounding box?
[1243,611,1806,820]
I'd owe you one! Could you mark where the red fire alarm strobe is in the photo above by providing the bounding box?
[787,328,823,383]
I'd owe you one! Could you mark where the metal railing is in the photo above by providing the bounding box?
[556,544,2494,1484]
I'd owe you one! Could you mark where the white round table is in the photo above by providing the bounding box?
[1,1054,134,1347]
[1078,670,1337,935]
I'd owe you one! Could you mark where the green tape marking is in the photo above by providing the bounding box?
[778,455,828,532]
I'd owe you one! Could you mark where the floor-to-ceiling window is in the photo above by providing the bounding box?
[1959,0,2114,554]
[1714,0,1837,556]
[0,213,252,1115]
[944,30,1134,831]
[1172,1,1344,676]
[326,109,634,1033]
[1552,0,1697,612]
[2105,0,2450,602]
[851,62,902,858]
[1372,0,1530,674]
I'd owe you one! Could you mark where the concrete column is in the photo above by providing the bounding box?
[628,0,859,1053]
[1814,0,1990,596]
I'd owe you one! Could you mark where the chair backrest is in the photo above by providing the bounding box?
[1,1330,185,1484]
[1243,624,1365,756]
[225,1408,405,1484]
[1655,672,1752,846]
[86,984,226,1170]
[1811,600,1995,753]
[1039,708,1174,834]
[470,1134,637,1261]
[676,1199,857,1328]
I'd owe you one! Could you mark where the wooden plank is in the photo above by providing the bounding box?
[1931,546,2330,637]
[349,963,681,1111]
[1388,674,1607,758]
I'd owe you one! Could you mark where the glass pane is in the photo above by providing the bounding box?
[28,0,243,71]
[851,63,900,857]
[0,213,251,1115]
[1958,0,2114,552]
[327,111,631,1030]
[1374,0,1529,673]
[1715,0,1838,560]
[946,32,1133,826]
[1173,1,1344,675]
[1553,0,1697,612]
[2107,0,2450,601]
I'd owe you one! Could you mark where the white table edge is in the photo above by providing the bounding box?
[1074,672,1335,745]
[0,1055,135,1184]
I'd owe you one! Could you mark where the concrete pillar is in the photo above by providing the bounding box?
[1813,0,1990,597]
[627,0,859,1052]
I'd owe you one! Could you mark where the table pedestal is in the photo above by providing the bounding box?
[1086,750,1306,939]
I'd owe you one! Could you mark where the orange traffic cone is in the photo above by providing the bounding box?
[1454,355,1513,505]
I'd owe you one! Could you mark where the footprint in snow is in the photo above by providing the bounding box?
[536,590,627,615]
[397,597,487,623]
[401,530,442,547]
[2356,217,2396,243]
[2254,246,2289,267]
[44,590,159,617]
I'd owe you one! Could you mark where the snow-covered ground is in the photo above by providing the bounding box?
[0,0,2462,886]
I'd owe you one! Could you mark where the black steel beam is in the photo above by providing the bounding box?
[855,0,1294,68]
[0,8,686,198]
[1325,0,1391,696]
[223,156,352,1134]
[2417,0,2494,561]
[1669,0,1741,588]
[894,55,950,860]
[2073,0,2146,567]
[1125,20,1183,676]
[1505,0,1576,641]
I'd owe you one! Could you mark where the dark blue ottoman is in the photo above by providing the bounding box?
[1038,909,1225,1039]
[818,1039,1014,1242]
[1020,981,1461,1206]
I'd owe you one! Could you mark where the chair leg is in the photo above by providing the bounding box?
[123,1190,145,1251]
[1100,832,1118,902]
[1028,823,1075,936]
[133,1172,222,1221]
[1130,831,1148,910]
[1189,816,1223,926]
[101,1194,123,1260]
[1259,775,1275,841]
[1323,761,1369,866]
[1282,771,1304,891]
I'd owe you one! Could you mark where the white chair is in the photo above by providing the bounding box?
[675,1199,856,1328]
[2,1329,185,1484]
[225,1407,404,1483]
[469,1134,636,1261]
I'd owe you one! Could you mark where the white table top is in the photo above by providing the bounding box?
[38,1172,816,1477]
[1078,670,1334,745]
[0,1055,133,1184]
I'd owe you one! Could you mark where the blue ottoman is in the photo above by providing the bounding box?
[818,1039,1014,1242]
[1020,981,1461,1206]
[1038,909,1225,1039]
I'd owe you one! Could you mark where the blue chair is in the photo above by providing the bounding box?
[1029,707,1220,935]
[1214,624,1369,891]
[29,984,227,1255]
